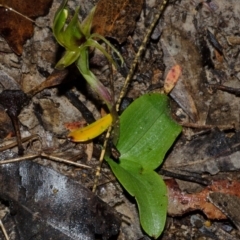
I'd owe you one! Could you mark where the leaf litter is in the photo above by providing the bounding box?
[1,0,240,239]
[0,0,53,55]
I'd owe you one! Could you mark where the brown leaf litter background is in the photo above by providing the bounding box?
[1,0,240,239]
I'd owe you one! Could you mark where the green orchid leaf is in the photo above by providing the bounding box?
[106,93,182,238]
[106,157,167,238]
[118,93,181,170]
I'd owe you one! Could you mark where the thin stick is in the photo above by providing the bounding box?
[180,122,235,130]
[0,153,91,169]
[40,153,91,169]
[92,0,170,192]
[0,134,39,152]
[115,0,169,112]
[92,126,112,193]
[0,220,9,240]
[0,4,34,22]
[0,154,39,164]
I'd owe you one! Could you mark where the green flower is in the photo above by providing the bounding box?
[53,0,123,110]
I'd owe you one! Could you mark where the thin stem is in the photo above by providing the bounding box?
[92,125,113,193]
[0,220,9,240]
[0,4,34,22]
[0,153,91,169]
[115,0,169,112]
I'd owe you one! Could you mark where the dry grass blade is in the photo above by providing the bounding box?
[0,4,34,22]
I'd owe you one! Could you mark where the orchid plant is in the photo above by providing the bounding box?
[53,0,123,141]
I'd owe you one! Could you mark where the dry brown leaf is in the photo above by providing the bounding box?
[208,192,240,230]
[0,0,53,55]
[92,0,143,44]
[167,179,240,220]
[161,27,201,122]
[0,106,14,139]
[164,65,182,94]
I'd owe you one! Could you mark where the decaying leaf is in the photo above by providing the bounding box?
[92,0,144,43]
[161,26,209,123]
[167,178,240,220]
[0,70,68,155]
[0,161,121,239]
[0,0,53,55]
[164,64,182,94]
[0,106,14,139]
[208,192,240,230]
[27,69,68,96]
[164,129,240,175]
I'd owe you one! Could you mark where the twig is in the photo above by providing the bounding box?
[65,90,96,124]
[0,153,91,169]
[115,0,169,112]
[180,122,235,130]
[0,154,38,164]
[40,153,91,169]
[92,126,112,193]
[208,83,240,97]
[0,220,9,240]
[0,134,39,152]
[159,168,210,185]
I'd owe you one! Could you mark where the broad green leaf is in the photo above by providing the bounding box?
[106,93,182,238]
[117,93,181,170]
[106,157,167,238]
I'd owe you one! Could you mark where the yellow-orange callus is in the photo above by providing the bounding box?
[68,114,113,142]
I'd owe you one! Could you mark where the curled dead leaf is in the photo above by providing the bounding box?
[167,179,240,220]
